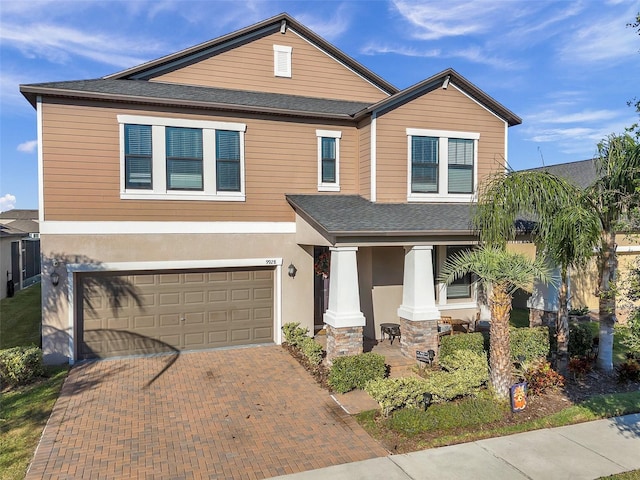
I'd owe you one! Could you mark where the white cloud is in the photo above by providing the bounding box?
[527,109,620,125]
[361,43,441,58]
[295,4,352,41]
[1,22,166,68]
[391,0,501,40]
[0,194,17,213]
[17,140,38,153]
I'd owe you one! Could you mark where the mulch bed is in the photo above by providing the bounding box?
[282,343,640,454]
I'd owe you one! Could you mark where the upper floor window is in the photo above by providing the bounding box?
[124,124,152,190]
[316,130,341,192]
[118,115,246,201]
[406,128,479,202]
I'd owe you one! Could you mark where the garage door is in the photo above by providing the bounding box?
[78,268,274,359]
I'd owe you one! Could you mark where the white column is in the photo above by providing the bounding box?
[397,245,440,321]
[323,246,366,328]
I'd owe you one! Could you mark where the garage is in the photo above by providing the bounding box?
[77,267,274,359]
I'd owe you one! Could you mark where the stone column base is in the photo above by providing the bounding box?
[325,324,363,364]
[399,317,439,363]
[529,308,557,327]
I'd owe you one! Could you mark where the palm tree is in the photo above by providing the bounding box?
[439,246,551,399]
[585,133,640,371]
[475,170,600,374]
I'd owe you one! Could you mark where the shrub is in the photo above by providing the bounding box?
[523,359,564,396]
[328,352,386,394]
[510,327,550,362]
[0,345,44,387]
[422,351,489,402]
[386,391,506,435]
[568,323,595,358]
[616,359,640,383]
[365,377,430,416]
[282,322,308,348]
[568,306,590,316]
[299,336,323,366]
[439,332,486,364]
[568,356,592,380]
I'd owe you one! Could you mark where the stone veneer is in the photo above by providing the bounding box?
[529,308,557,327]
[399,318,439,363]
[325,324,363,363]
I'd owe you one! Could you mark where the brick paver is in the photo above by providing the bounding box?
[26,346,387,479]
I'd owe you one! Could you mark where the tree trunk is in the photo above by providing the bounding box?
[556,270,569,376]
[489,283,513,399]
[597,231,617,372]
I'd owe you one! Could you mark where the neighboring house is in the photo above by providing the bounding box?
[0,209,41,300]
[20,13,521,365]
[522,159,640,323]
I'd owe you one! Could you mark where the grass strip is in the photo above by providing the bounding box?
[0,283,42,349]
[0,366,67,480]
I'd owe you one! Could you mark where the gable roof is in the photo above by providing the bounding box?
[0,209,38,221]
[20,79,371,119]
[20,14,520,129]
[357,68,521,127]
[523,159,597,189]
[287,194,476,243]
[105,12,398,96]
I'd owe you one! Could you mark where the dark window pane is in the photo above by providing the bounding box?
[166,127,203,190]
[125,124,152,189]
[321,137,336,183]
[412,136,438,193]
[448,139,473,193]
[446,246,472,299]
[216,130,240,192]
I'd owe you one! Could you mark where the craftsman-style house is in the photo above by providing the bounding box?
[20,13,520,364]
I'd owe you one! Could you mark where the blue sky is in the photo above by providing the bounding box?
[1,0,638,211]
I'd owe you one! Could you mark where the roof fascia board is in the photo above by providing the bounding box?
[288,28,392,97]
[19,85,359,121]
[127,24,279,80]
[105,14,286,80]
[355,69,521,126]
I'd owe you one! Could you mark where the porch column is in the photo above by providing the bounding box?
[397,245,441,361]
[324,246,365,362]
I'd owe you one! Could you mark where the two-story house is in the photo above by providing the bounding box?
[20,13,520,365]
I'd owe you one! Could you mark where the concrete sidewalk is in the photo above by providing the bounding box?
[268,413,640,480]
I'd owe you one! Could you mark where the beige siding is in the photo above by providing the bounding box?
[375,86,506,202]
[358,117,371,200]
[153,30,387,103]
[41,99,359,221]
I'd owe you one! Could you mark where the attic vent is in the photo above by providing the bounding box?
[273,45,292,78]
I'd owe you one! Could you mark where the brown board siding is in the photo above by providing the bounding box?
[375,86,506,202]
[358,117,371,200]
[41,99,359,221]
[152,30,387,103]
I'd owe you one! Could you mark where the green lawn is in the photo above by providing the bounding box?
[0,283,42,348]
[0,366,67,480]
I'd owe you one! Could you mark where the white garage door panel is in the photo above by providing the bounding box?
[79,268,274,359]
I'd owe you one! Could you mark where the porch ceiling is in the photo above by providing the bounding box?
[286,194,479,245]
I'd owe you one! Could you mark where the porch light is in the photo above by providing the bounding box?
[288,263,297,278]
[51,271,60,287]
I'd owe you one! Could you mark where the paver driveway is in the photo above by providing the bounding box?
[26,346,387,479]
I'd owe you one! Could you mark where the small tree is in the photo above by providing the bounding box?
[439,246,551,399]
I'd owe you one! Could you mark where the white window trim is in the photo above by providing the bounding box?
[118,115,246,201]
[273,45,292,78]
[406,128,479,203]
[316,129,341,192]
